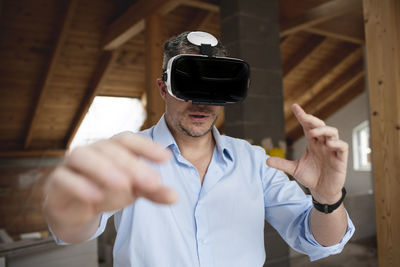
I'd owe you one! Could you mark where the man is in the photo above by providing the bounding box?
[44,31,354,267]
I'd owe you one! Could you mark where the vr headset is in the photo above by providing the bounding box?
[162,32,250,105]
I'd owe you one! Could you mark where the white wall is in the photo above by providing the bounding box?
[291,91,374,196]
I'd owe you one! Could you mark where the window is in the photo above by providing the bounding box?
[69,96,146,150]
[352,120,372,171]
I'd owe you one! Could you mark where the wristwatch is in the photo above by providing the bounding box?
[312,187,346,214]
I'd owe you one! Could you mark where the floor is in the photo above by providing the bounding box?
[290,237,378,267]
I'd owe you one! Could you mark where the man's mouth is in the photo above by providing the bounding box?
[191,114,206,118]
[188,112,210,122]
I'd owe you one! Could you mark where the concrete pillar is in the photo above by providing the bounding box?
[220,1,289,266]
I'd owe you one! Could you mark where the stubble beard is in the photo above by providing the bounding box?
[178,115,218,137]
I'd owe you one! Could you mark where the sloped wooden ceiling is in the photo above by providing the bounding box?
[0,0,365,157]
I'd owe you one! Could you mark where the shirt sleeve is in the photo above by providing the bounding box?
[50,211,115,245]
[260,153,355,261]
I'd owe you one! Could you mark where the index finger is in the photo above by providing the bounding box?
[112,133,171,163]
[292,103,325,131]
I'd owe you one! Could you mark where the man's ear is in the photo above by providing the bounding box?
[157,78,167,100]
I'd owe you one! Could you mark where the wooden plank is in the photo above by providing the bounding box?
[287,78,365,141]
[176,9,215,34]
[142,14,164,129]
[280,0,362,37]
[286,59,365,134]
[363,0,400,266]
[284,42,360,115]
[304,11,365,44]
[24,0,78,149]
[0,150,66,158]
[103,0,178,50]
[279,0,333,19]
[65,51,119,148]
[283,34,325,78]
[103,0,219,50]
[180,0,219,12]
[285,46,363,117]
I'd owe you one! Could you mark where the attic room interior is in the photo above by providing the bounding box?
[0,0,399,267]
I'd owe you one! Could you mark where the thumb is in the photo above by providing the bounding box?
[266,157,297,176]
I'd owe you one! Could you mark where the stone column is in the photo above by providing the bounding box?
[220,0,290,266]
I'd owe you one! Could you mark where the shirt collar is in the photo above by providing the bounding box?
[212,126,233,162]
[152,115,233,162]
[152,114,178,150]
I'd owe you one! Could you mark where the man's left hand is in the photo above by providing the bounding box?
[266,104,348,204]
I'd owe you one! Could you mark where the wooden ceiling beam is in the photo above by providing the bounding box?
[316,79,364,120]
[65,51,119,148]
[284,43,360,115]
[287,78,365,142]
[280,0,362,37]
[283,35,325,78]
[304,11,365,44]
[285,46,363,117]
[141,15,164,130]
[103,0,178,50]
[287,78,364,142]
[0,149,66,158]
[24,0,78,149]
[178,9,215,34]
[286,59,365,139]
[181,0,219,12]
[103,0,219,50]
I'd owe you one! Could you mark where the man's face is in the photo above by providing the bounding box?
[160,82,221,137]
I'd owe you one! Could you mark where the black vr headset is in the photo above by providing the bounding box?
[162,31,250,106]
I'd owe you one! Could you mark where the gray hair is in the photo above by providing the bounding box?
[162,31,228,71]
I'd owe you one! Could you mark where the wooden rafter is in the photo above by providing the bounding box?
[315,78,364,120]
[304,11,365,44]
[283,35,325,78]
[103,0,219,50]
[286,59,365,140]
[181,0,219,12]
[285,46,363,117]
[24,0,78,149]
[287,77,365,141]
[190,10,215,31]
[280,0,362,37]
[65,51,119,148]
[103,0,170,50]
[176,9,215,35]
[284,43,360,116]
[0,149,66,158]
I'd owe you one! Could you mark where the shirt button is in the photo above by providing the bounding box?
[199,239,207,245]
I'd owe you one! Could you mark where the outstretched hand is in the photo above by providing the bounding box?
[267,104,348,204]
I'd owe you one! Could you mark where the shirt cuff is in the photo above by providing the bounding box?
[49,211,113,245]
[303,207,355,261]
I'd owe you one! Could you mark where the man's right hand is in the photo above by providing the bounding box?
[44,133,177,242]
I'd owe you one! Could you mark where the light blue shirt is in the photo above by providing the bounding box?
[55,115,355,267]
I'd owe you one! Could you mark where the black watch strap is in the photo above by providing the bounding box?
[312,187,346,214]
